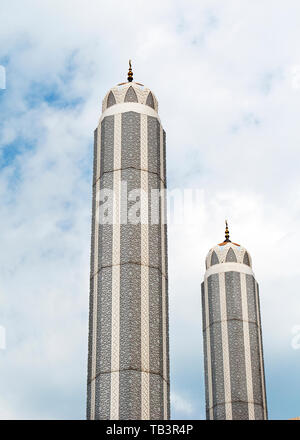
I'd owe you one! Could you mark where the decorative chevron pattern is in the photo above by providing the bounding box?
[102,83,159,113]
[206,242,252,269]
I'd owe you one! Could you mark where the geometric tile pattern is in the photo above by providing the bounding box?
[146,92,155,109]
[124,86,138,103]
[201,253,268,420]
[206,243,252,269]
[102,83,159,113]
[87,83,169,420]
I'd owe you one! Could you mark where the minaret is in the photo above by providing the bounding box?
[87,62,170,420]
[201,222,268,420]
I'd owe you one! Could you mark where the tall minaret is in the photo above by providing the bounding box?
[87,62,170,420]
[201,222,268,420]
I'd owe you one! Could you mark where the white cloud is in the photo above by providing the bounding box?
[171,392,194,416]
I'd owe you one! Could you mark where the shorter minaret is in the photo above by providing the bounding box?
[201,222,268,420]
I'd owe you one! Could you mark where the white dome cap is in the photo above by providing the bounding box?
[102,82,158,113]
[102,62,158,113]
[205,222,252,269]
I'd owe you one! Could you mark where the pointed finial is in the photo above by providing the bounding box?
[128,59,133,82]
[225,219,231,242]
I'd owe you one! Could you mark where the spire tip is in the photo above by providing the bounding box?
[225,220,231,242]
[128,59,133,82]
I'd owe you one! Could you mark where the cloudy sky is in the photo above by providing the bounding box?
[0,0,300,419]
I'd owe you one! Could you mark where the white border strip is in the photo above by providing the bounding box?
[255,282,267,419]
[100,102,160,123]
[204,277,214,420]
[205,263,254,280]
[160,125,168,419]
[110,114,121,420]
[219,272,232,420]
[90,125,101,420]
[240,273,255,419]
[140,114,150,420]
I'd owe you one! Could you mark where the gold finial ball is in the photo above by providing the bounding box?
[224,219,230,242]
[127,59,133,82]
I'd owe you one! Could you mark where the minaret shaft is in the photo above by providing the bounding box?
[87,83,170,420]
[202,243,268,420]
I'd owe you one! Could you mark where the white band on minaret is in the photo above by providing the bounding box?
[90,124,101,420]
[100,103,161,123]
[110,114,122,420]
[140,113,150,420]
[205,262,254,280]
[160,125,168,419]
[219,272,232,420]
[204,276,213,420]
[240,272,255,419]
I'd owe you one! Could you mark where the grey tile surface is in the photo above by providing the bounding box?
[210,322,225,416]
[124,86,138,103]
[101,115,114,177]
[119,263,141,371]
[121,112,140,170]
[211,251,219,266]
[96,267,112,375]
[225,272,242,321]
[107,91,116,108]
[119,370,141,419]
[146,92,155,109]
[226,248,237,262]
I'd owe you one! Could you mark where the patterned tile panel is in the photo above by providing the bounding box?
[149,267,163,376]
[147,116,160,175]
[243,252,251,266]
[97,172,114,270]
[121,112,141,170]
[119,263,141,371]
[96,267,113,375]
[254,403,264,419]
[100,116,114,177]
[146,92,155,109]
[207,274,221,325]
[211,251,219,266]
[148,173,162,269]
[214,404,226,420]
[209,322,225,417]
[120,168,141,265]
[226,248,237,263]
[246,274,258,323]
[107,91,116,108]
[227,319,248,403]
[119,370,142,420]
[248,321,263,405]
[124,86,138,103]
[95,372,111,420]
[225,272,242,321]
[149,373,164,419]
[231,402,249,420]
[87,275,94,383]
